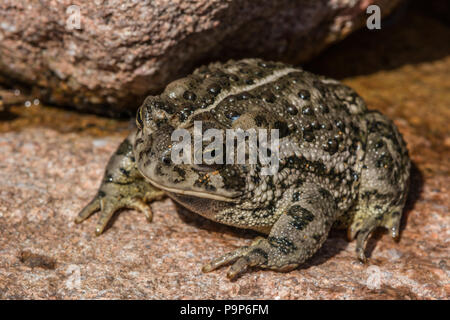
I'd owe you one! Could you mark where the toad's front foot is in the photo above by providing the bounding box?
[75,136,164,235]
[75,180,163,235]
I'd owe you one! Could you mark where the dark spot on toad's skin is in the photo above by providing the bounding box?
[251,175,261,184]
[183,90,197,101]
[237,92,252,100]
[302,106,314,116]
[197,99,208,109]
[298,89,311,100]
[227,95,236,103]
[287,205,315,231]
[286,103,298,115]
[263,92,276,103]
[274,83,284,91]
[219,78,230,87]
[319,104,330,114]
[207,84,221,95]
[312,80,329,96]
[120,167,130,177]
[255,115,267,127]
[376,154,393,168]
[274,121,290,138]
[155,101,175,114]
[179,112,188,122]
[98,190,106,198]
[135,137,144,147]
[319,188,333,200]
[310,121,321,130]
[335,120,345,131]
[205,97,215,105]
[267,237,297,255]
[368,121,389,134]
[284,157,329,179]
[249,248,269,262]
[336,104,351,115]
[179,106,194,122]
[324,138,339,155]
[219,166,245,191]
[116,139,133,155]
[375,140,384,149]
[162,155,171,166]
[302,128,315,142]
[138,150,146,162]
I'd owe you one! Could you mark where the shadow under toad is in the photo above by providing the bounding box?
[173,203,259,241]
[303,161,424,269]
[0,110,18,121]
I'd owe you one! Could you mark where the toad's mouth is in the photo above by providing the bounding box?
[141,172,238,203]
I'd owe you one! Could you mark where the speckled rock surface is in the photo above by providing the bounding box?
[0,0,402,115]
[0,4,449,299]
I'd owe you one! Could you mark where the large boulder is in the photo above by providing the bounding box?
[0,0,402,115]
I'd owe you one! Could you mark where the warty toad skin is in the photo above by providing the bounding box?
[75,58,410,279]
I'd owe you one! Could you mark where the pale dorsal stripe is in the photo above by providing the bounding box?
[179,67,299,128]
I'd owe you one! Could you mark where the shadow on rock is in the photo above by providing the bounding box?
[305,2,450,79]
[0,110,18,122]
[173,202,261,241]
[400,161,424,236]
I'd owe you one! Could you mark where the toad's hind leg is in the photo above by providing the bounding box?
[203,183,338,279]
[75,132,165,235]
[346,111,410,261]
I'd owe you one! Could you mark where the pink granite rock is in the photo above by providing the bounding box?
[0,0,402,115]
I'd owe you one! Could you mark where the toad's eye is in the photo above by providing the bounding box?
[136,107,144,129]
